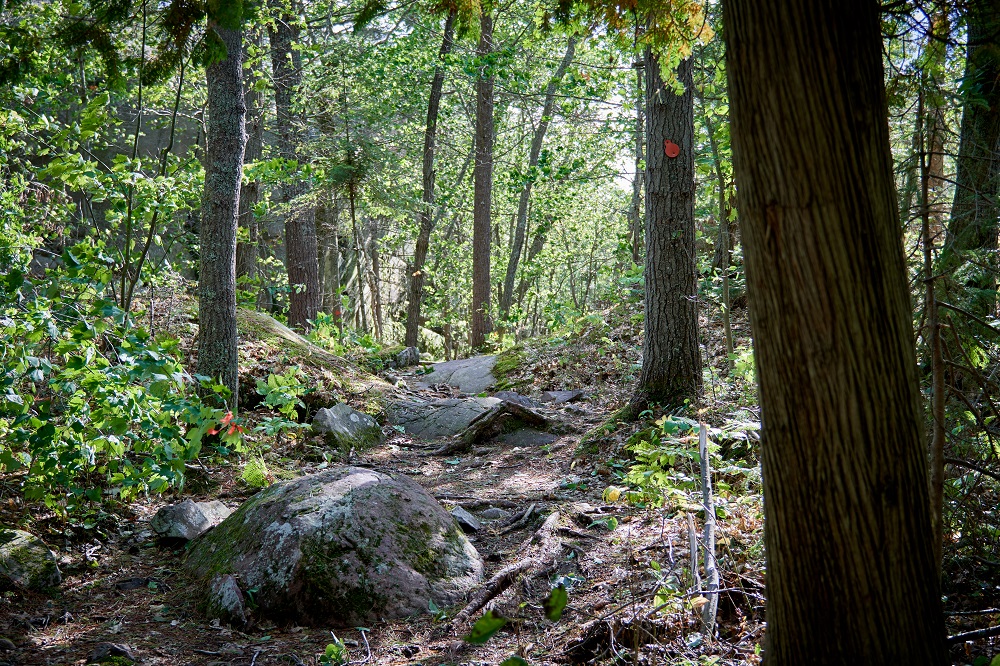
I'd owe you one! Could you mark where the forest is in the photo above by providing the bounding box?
[0,0,999,664]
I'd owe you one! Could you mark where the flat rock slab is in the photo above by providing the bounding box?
[422,356,497,394]
[185,466,482,626]
[389,397,502,440]
[494,429,559,448]
[151,500,233,541]
[0,529,61,591]
[493,390,538,408]
[540,389,585,404]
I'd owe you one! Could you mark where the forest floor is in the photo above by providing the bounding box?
[1,291,996,665]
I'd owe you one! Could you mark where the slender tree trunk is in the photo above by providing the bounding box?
[722,1,948,662]
[236,29,263,282]
[942,0,1000,316]
[406,8,457,348]
[630,61,644,266]
[317,190,342,321]
[198,18,246,411]
[629,51,701,412]
[269,5,321,330]
[470,7,495,349]
[369,218,384,340]
[499,34,578,320]
[920,89,947,575]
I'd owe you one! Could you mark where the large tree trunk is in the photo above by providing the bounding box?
[942,0,1000,316]
[630,51,701,411]
[499,34,578,320]
[197,18,246,411]
[405,8,457,348]
[269,6,321,330]
[722,1,948,662]
[470,7,495,349]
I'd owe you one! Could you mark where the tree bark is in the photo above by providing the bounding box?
[236,29,263,282]
[269,5,321,330]
[470,7,495,349]
[722,1,948,662]
[630,62,644,266]
[499,34,578,320]
[405,8,457,348]
[197,18,246,411]
[630,51,701,411]
[941,0,1000,316]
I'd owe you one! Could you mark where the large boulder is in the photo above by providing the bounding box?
[0,529,61,591]
[151,500,232,541]
[185,467,483,625]
[313,404,385,451]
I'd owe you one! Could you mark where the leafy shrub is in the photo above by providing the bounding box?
[0,242,240,514]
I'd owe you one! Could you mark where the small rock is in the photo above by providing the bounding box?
[207,574,247,627]
[479,507,513,521]
[492,390,538,408]
[0,529,61,591]
[449,506,482,533]
[88,642,136,664]
[0,638,14,652]
[396,346,421,368]
[540,390,585,404]
[313,403,385,451]
[151,500,232,541]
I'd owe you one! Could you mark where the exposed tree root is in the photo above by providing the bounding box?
[452,511,563,627]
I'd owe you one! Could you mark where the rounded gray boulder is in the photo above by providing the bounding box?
[184,466,483,625]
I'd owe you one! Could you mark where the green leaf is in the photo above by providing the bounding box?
[500,657,530,666]
[463,610,507,644]
[542,584,567,621]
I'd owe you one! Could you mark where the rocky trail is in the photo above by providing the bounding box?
[0,351,765,666]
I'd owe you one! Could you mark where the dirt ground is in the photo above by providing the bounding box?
[0,363,769,666]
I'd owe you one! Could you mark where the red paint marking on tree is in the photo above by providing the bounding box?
[664,139,680,158]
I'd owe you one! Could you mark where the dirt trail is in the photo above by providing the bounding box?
[2,362,762,666]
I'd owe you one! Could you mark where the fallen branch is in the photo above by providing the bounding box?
[945,457,1000,484]
[452,511,562,627]
[500,503,537,534]
[947,624,1000,644]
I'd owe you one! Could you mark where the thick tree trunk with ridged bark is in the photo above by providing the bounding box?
[198,19,246,411]
[470,8,494,350]
[631,52,701,411]
[406,9,457,348]
[269,6,320,330]
[722,1,948,662]
[942,0,1000,316]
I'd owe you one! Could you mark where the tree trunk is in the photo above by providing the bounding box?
[630,62,644,266]
[236,29,263,282]
[406,8,457,348]
[499,34,578,320]
[269,5,321,330]
[630,51,701,411]
[470,7,495,350]
[722,1,948,662]
[197,17,246,411]
[317,190,342,321]
[942,0,1000,316]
